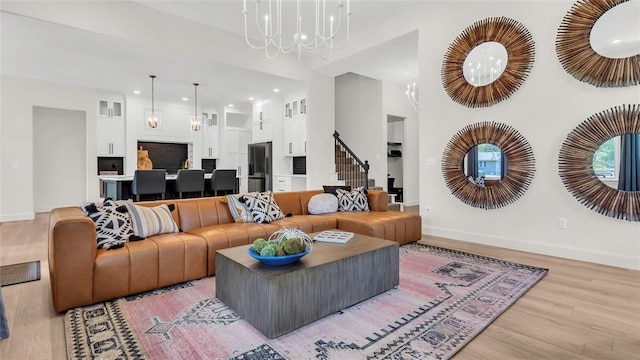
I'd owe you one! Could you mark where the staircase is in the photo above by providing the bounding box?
[333,131,371,190]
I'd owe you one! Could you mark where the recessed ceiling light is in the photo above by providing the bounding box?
[182,97,189,101]
[133,90,141,94]
[228,104,234,107]
[273,88,280,93]
[249,97,254,101]
[612,39,621,43]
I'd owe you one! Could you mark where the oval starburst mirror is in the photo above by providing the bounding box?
[558,104,640,221]
[556,0,640,87]
[442,121,536,209]
[441,17,535,108]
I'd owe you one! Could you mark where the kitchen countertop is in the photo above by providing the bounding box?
[274,174,307,178]
[99,173,214,181]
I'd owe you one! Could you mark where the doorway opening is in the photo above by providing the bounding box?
[387,115,405,204]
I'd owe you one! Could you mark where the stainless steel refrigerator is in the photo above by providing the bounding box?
[248,141,272,192]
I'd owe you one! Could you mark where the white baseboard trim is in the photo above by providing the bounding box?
[423,225,639,270]
[0,212,35,223]
[403,200,419,207]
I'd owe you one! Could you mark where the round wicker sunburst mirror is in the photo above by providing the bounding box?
[442,122,536,209]
[441,17,535,108]
[558,104,640,221]
[556,0,640,88]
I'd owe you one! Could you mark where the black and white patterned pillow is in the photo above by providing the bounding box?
[87,205,134,249]
[242,191,285,223]
[103,198,132,208]
[336,187,370,212]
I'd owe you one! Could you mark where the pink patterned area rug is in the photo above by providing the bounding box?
[65,243,547,359]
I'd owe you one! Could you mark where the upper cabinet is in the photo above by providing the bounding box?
[283,98,307,156]
[96,93,125,157]
[252,101,274,143]
[283,116,307,156]
[202,113,220,159]
[98,97,124,119]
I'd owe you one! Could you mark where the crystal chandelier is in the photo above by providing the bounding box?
[148,75,158,128]
[190,83,203,132]
[242,0,351,60]
[406,82,419,112]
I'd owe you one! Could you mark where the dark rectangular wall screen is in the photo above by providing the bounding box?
[138,141,188,174]
[293,156,306,175]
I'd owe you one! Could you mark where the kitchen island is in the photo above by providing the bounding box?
[99,173,239,200]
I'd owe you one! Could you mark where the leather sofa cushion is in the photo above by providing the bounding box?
[331,211,421,245]
[187,222,279,276]
[269,215,337,234]
[93,232,207,303]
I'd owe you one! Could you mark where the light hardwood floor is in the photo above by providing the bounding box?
[1,211,639,359]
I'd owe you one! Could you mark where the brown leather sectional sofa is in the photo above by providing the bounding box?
[48,190,422,312]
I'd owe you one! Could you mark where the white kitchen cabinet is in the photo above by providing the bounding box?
[252,119,273,143]
[96,117,125,156]
[252,101,275,143]
[97,97,124,119]
[273,176,292,192]
[274,175,306,192]
[283,116,307,156]
[96,93,125,156]
[224,128,251,192]
[201,121,220,159]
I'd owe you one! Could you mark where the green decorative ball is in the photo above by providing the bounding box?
[283,237,304,255]
[252,238,268,254]
[260,244,276,257]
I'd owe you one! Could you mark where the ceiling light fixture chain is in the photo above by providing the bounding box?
[406,82,419,113]
[243,0,351,60]
[148,75,158,129]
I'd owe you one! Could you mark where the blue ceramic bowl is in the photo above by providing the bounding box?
[248,246,311,265]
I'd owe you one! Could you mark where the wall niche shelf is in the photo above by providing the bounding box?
[387,142,402,157]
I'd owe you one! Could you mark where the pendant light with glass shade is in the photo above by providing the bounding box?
[148,75,159,128]
[190,83,204,132]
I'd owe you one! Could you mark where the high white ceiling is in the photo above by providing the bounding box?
[1,1,421,108]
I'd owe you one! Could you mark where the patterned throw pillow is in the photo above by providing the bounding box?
[225,194,255,223]
[86,205,134,249]
[242,191,285,224]
[336,187,370,212]
[308,193,339,214]
[124,203,179,238]
[103,198,133,208]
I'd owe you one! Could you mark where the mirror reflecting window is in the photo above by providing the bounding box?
[558,104,640,221]
[464,143,506,186]
[592,137,618,181]
[590,0,640,59]
[463,42,509,87]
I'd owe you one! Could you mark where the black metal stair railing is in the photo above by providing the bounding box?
[333,131,370,190]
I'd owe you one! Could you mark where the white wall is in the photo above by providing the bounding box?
[414,1,640,269]
[335,73,386,188]
[0,75,97,222]
[383,81,419,206]
[33,107,86,213]
[306,74,336,190]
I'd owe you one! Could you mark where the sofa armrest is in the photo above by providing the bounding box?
[367,190,388,211]
[49,207,97,312]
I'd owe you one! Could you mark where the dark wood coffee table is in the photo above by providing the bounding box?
[215,232,399,338]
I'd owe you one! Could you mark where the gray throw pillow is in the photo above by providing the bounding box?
[308,193,339,214]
